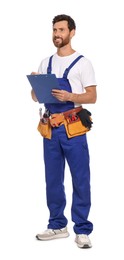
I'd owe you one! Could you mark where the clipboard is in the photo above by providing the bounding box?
[26,74,64,104]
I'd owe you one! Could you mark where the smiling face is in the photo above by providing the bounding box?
[52,20,75,48]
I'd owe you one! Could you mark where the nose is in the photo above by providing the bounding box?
[53,30,61,38]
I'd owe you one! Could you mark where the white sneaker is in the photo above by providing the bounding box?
[75,234,92,248]
[36,226,69,241]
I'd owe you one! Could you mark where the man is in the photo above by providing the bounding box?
[31,14,97,248]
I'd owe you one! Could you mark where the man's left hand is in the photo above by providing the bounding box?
[52,89,71,102]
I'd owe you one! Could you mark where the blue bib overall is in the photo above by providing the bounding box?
[43,55,93,235]
[45,55,83,113]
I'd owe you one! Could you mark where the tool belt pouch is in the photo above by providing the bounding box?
[77,109,93,130]
[37,119,51,139]
[64,115,89,138]
[50,113,65,127]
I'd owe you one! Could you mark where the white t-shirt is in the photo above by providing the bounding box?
[38,51,96,95]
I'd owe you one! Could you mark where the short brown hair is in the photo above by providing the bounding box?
[52,14,76,31]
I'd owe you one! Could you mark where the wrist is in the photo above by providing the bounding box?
[68,93,78,102]
[68,93,73,101]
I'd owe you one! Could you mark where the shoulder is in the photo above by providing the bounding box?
[38,55,52,73]
[77,54,93,66]
[77,55,95,74]
[38,53,57,69]
[39,56,50,67]
[70,52,94,68]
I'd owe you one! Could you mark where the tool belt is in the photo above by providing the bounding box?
[63,106,91,138]
[37,118,52,139]
[37,106,92,139]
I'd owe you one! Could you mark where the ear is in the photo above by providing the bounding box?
[70,29,75,38]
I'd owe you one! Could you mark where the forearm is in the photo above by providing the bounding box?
[52,85,97,104]
[68,91,96,104]
[31,89,38,102]
[30,72,39,102]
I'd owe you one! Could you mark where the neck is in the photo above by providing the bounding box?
[57,44,75,57]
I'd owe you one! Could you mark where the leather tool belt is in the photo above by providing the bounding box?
[37,106,91,139]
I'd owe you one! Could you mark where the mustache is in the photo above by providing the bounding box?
[53,36,63,40]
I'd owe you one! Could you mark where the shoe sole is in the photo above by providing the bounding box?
[77,243,92,248]
[75,239,92,248]
[36,232,70,241]
[75,241,92,248]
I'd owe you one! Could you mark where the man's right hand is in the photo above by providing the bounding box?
[31,72,39,75]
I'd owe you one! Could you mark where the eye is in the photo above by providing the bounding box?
[53,28,57,32]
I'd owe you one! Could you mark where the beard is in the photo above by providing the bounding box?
[53,35,70,48]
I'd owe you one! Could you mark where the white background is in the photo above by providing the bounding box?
[0,0,124,259]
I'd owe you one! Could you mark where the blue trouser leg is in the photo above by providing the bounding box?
[43,127,68,229]
[43,125,93,234]
[61,131,93,235]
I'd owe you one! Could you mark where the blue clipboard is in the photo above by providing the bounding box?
[27,74,64,104]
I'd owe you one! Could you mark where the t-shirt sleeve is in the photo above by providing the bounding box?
[38,57,50,74]
[38,61,43,74]
[81,59,97,88]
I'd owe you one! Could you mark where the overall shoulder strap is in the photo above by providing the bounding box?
[63,55,84,78]
[47,55,53,74]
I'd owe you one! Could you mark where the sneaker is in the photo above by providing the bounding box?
[36,226,69,241]
[75,234,92,248]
